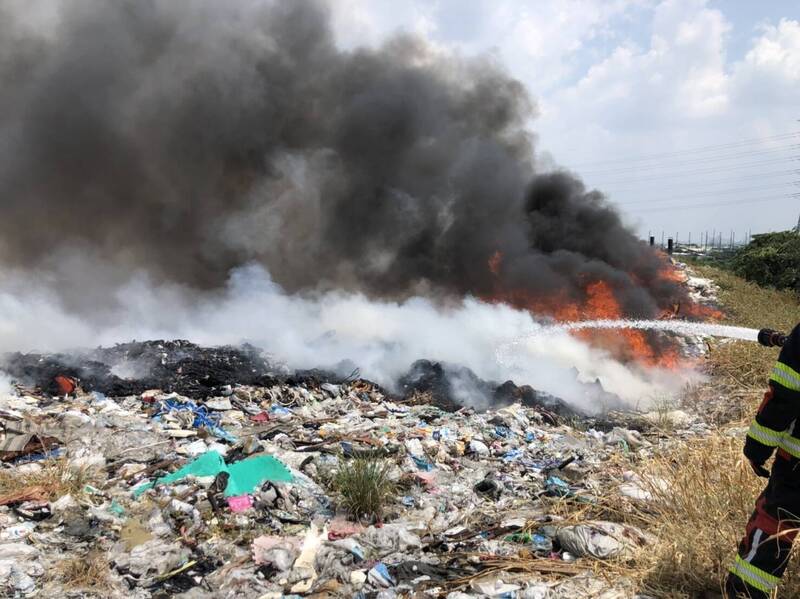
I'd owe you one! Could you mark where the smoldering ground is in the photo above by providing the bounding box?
[0,264,692,411]
[0,0,692,408]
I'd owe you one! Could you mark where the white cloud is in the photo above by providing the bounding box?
[327,0,649,92]
[730,18,800,109]
[326,0,438,50]
[541,0,732,146]
[526,2,798,236]
[326,0,799,235]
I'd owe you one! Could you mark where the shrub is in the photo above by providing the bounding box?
[333,457,396,522]
[732,231,800,293]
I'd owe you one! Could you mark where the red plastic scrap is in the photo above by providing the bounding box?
[141,391,158,404]
[250,412,270,423]
[54,375,77,396]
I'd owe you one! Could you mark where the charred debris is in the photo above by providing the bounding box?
[1,340,618,423]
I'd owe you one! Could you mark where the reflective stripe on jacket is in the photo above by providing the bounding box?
[744,324,800,466]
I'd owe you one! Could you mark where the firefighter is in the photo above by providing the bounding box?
[726,325,800,598]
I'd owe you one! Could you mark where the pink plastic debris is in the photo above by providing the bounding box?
[414,471,436,487]
[327,517,364,540]
[227,494,254,512]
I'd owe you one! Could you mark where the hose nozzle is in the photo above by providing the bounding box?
[758,328,787,348]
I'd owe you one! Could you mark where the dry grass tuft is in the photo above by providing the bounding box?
[0,457,98,502]
[683,264,800,428]
[693,264,800,333]
[626,435,782,595]
[51,551,112,592]
[599,264,800,596]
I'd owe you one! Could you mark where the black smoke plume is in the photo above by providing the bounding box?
[0,0,684,317]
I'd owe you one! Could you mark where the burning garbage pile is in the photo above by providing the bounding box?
[0,0,734,596]
[0,0,707,406]
[2,340,606,420]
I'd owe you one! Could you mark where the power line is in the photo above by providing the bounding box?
[567,131,800,168]
[614,181,799,205]
[625,194,799,213]
[578,144,800,176]
[574,156,798,181]
[590,167,799,189]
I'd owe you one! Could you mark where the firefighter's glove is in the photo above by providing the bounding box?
[749,460,770,478]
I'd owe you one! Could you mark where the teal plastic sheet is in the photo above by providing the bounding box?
[133,450,293,498]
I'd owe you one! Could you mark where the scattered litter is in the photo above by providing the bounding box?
[0,337,708,596]
[556,521,652,559]
[133,450,292,497]
[368,562,396,588]
[227,494,254,512]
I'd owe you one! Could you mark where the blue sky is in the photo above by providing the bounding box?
[329,0,800,240]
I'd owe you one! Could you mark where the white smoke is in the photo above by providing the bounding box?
[0,263,692,411]
[0,371,13,400]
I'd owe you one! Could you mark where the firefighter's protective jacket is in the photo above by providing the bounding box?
[744,323,800,465]
[727,323,800,598]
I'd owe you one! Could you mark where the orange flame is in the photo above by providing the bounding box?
[484,252,715,369]
[488,250,502,276]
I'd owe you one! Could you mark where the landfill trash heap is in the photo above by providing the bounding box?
[0,340,693,598]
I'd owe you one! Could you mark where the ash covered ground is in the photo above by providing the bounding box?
[2,339,601,419]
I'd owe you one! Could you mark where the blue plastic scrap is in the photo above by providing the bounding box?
[346,542,366,562]
[153,398,236,442]
[502,449,523,462]
[411,456,433,471]
[544,475,574,498]
[522,457,562,472]
[531,533,554,553]
[12,448,64,465]
[369,562,396,587]
[433,428,458,442]
[494,425,511,438]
